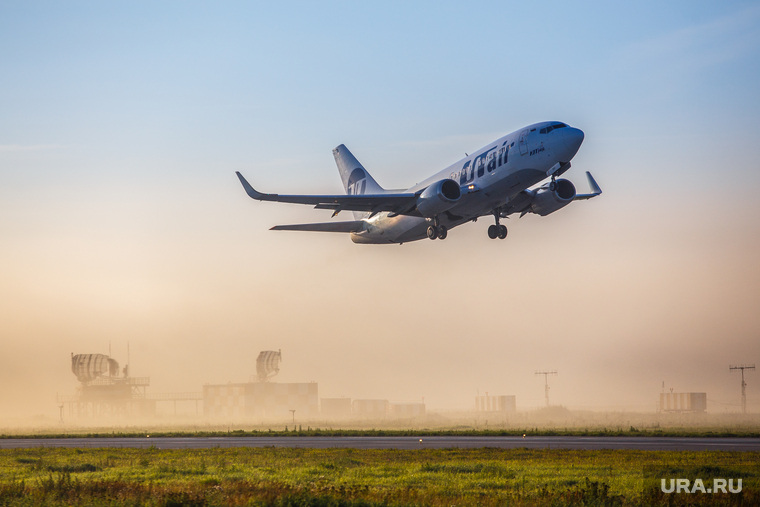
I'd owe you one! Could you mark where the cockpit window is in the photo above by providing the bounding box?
[539,122,569,134]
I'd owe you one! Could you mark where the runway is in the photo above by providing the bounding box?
[2,436,759,451]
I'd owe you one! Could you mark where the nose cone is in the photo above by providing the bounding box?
[560,127,584,161]
[569,127,584,145]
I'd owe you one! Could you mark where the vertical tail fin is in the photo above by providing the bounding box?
[332,144,385,195]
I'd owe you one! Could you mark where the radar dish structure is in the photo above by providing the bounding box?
[256,350,282,382]
[71,353,120,384]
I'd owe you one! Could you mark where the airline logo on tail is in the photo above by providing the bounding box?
[347,168,367,195]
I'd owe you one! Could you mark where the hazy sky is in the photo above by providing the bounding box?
[2,1,759,419]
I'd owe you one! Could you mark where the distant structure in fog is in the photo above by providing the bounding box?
[205,349,318,419]
[659,392,707,413]
[320,398,426,420]
[204,382,318,419]
[476,394,516,413]
[390,401,426,418]
[730,364,755,414]
[256,350,282,382]
[535,370,557,407]
[59,352,201,419]
[60,353,152,417]
[352,399,390,419]
[71,353,121,383]
[321,398,352,419]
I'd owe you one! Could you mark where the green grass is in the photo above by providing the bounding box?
[1,447,758,506]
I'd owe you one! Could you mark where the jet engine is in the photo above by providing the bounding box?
[529,179,576,216]
[415,179,461,218]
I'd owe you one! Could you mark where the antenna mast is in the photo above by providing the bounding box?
[730,364,755,414]
[535,370,558,407]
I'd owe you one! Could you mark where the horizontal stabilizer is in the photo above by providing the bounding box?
[270,221,365,233]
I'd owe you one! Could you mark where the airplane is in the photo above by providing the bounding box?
[236,121,601,244]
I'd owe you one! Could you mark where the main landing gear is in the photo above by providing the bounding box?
[427,217,448,240]
[487,211,508,240]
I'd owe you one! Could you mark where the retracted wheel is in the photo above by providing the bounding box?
[498,224,508,239]
[488,224,498,239]
[437,225,447,240]
[427,225,438,240]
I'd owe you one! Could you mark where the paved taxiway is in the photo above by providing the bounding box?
[2,436,758,451]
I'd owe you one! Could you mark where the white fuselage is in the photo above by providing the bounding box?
[350,121,585,243]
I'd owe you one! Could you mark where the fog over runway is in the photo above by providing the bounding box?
[2,436,759,451]
[2,2,760,423]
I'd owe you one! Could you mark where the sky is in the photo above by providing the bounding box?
[1,1,759,420]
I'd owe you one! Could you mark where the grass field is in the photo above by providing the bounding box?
[2,424,760,440]
[1,446,758,506]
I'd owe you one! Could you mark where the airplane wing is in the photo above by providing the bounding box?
[270,221,365,233]
[507,171,603,217]
[236,172,418,215]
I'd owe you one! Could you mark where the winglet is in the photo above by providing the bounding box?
[236,171,270,200]
[573,171,602,200]
[586,171,602,195]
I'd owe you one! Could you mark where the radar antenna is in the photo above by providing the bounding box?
[256,350,282,382]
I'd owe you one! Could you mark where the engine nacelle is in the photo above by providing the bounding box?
[529,178,576,216]
[416,179,461,218]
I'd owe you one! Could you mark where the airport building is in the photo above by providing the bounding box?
[352,399,390,418]
[203,351,319,419]
[57,350,430,421]
[659,392,707,413]
[59,353,202,419]
[203,381,319,419]
[475,395,517,413]
[320,397,352,418]
[389,402,426,418]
